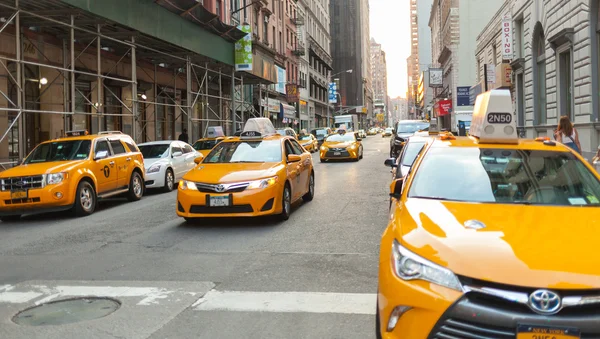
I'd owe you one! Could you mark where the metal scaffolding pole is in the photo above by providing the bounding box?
[186,56,192,143]
[96,24,102,132]
[231,68,236,133]
[218,69,222,132]
[240,76,244,128]
[62,39,68,134]
[259,84,263,117]
[153,65,158,139]
[70,15,75,116]
[131,36,138,142]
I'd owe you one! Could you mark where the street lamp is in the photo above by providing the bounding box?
[327,69,352,127]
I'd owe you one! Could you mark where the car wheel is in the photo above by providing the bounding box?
[0,215,21,222]
[163,169,175,193]
[359,147,364,160]
[280,184,291,221]
[320,158,327,163]
[184,217,198,223]
[302,172,314,202]
[127,171,144,201]
[74,180,96,217]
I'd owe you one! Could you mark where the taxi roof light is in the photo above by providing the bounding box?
[241,118,277,139]
[470,89,518,144]
[65,130,88,137]
[206,126,225,138]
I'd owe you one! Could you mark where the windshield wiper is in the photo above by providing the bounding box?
[409,196,457,201]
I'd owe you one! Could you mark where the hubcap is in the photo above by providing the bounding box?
[80,187,93,211]
[284,188,291,214]
[167,172,174,189]
[133,176,142,197]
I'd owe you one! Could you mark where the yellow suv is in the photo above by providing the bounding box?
[0,130,145,221]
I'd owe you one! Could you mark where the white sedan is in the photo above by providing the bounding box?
[138,141,200,192]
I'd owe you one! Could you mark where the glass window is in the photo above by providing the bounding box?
[205,140,283,163]
[25,140,92,164]
[109,140,126,155]
[559,50,573,119]
[397,122,430,134]
[138,144,169,159]
[171,146,183,155]
[193,139,220,150]
[183,144,194,153]
[290,140,305,155]
[94,140,111,157]
[122,138,139,153]
[534,28,547,124]
[409,147,600,206]
[325,133,356,142]
[400,141,426,166]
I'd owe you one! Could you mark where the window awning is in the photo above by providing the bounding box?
[155,0,247,42]
[281,103,296,119]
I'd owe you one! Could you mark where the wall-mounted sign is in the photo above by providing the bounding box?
[429,68,443,88]
[328,82,337,103]
[434,99,453,117]
[286,84,299,102]
[469,83,482,105]
[457,86,471,106]
[275,66,286,94]
[235,25,252,71]
[495,63,513,88]
[501,13,513,60]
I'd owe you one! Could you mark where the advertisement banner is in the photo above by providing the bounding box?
[235,25,252,71]
[328,82,337,103]
[286,84,299,102]
[429,68,443,88]
[275,66,286,94]
[501,13,513,60]
[457,86,471,106]
[435,99,453,117]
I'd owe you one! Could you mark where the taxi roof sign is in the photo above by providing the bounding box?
[66,130,88,137]
[206,126,225,138]
[242,118,276,136]
[470,89,518,144]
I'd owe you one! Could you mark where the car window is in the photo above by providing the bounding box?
[122,138,139,153]
[109,140,127,155]
[24,140,92,164]
[409,147,600,206]
[325,133,356,142]
[397,122,430,134]
[290,140,305,155]
[183,144,194,153]
[138,144,169,158]
[401,142,426,167]
[95,140,111,157]
[171,146,183,156]
[284,140,295,156]
[205,140,283,163]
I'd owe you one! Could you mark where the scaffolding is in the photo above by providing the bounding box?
[0,0,261,168]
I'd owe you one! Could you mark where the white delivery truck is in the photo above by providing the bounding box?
[334,115,359,131]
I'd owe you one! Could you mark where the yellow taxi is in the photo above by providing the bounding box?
[319,128,363,162]
[177,118,314,222]
[192,126,226,157]
[377,89,600,338]
[0,130,145,221]
[298,133,318,153]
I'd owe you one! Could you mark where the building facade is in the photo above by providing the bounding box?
[417,70,434,119]
[390,97,409,124]
[476,0,600,159]
[407,0,433,119]
[429,0,504,132]
[370,38,389,114]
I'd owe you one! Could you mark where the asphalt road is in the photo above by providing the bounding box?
[0,135,393,339]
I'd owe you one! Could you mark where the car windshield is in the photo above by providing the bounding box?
[401,141,426,166]
[397,122,430,134]
[25,140,91,164]
[299,135,312,141]
[385,128,393,133]
[325,133,356,142]
[409,147,600,206]
[204,140,282,163]
[193,139,219,150]
[139,144,169,158]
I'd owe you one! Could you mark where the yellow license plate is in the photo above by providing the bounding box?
[10,191,27,199]
[517,325,580,339]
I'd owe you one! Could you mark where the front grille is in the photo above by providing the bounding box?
[189,204,254,214]
[4,197,41,205]
[195,182,248,193]
[325,150,350,157]
[1,175,45,191]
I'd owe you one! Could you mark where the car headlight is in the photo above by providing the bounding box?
[247,176,278,190]
[147,164,162,173]
[392,239,462,291]
[349,144,357,150]
[179,180,197,190]
[47,172,66,185]
[320,146,328,151]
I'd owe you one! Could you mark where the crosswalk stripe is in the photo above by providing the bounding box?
[193,290,377,315]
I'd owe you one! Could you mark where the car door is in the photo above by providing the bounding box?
[289,139,310,196]
[284,140,302,201]
[170,143,186,179]
[92,139,117,194]
[181,143,197,174]
[108,138,130,189]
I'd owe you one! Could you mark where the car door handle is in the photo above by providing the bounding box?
[109,161,115,166]
[126,157,131,161]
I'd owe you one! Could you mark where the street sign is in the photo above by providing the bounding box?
[328,83,337,103]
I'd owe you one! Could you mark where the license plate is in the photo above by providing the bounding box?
[334,152,341,156]
[517,325,580,339]
[11,190,27,199]
[209,196,229,207]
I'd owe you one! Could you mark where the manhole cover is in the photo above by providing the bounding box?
[13,297,120,326]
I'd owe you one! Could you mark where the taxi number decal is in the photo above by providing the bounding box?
[487,112,512,124]
[103,165,110,178]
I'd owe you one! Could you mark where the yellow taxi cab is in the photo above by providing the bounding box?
[192,126,226,157]
[177,118,314,222]
[0,130,145,221]
[377,89,600,338]
[298,133,318,153]
[319,127,363,162]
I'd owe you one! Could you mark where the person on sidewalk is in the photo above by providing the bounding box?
[555,116,582,154]
[178,128,188,142]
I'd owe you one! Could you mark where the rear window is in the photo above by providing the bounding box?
[409,147,600,206]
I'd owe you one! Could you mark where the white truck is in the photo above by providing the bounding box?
[334,115,359,131]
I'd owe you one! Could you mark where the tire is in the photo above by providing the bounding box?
[0,215,21,222]
[359,147,364,160]
[163,169,175,193]
[320,158,327,163]
[184,217,197,223]
[280,184,291,221]
[73,180,96,217]
[302,172,314,202]
[127,171,144,202]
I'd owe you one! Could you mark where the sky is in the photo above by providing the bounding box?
[369,0,410,98]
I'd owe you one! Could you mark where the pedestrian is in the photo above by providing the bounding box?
[555,116,582,154]
[178,128,188,142]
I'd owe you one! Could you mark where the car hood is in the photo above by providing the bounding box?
[183,162,284,183]
[143,158,168,169]
[0,161,84,177]
[322,141,354,148]
[397,198,600,289]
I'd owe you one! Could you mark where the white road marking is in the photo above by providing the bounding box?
[0,291,43,303]
[193,290,377,315]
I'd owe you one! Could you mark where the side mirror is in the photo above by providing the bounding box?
[287,154,302,163]
[389,178,404,200]
[172,151,183,158]
[384,158,397,168]
[193,154,204,164]
[94,150,109,160]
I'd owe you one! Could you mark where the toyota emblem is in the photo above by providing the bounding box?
[215,184,225,193]
[528,289,561,314]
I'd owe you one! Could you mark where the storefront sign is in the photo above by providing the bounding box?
[486,64,496,84]
[275,66,286,94]
[251,52,276,83]
[501,13,513,60]
[286,84,299,102]
[281,103,296,119]
[457,86,471,106]
[435,99,453,117]
[429,68,443,88]
[495,63,513,88]
[268,99,281,112]
[235,25,253,71]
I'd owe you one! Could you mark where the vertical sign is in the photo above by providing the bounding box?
[235,25,253,71]
[501,14,513,60]
[456,86,471,106]
[275,66,286,94]
[429,68,443,88]
[328,83,337,103]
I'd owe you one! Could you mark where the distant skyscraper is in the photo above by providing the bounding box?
[407,0,433,119]
[370,38,388,118]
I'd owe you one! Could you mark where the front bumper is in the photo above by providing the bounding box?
[0,181,76,216]
[176,183,282,218]
[144,169,166,188]
[319,148,359,160]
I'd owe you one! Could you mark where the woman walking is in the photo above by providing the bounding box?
[555,116,582,154]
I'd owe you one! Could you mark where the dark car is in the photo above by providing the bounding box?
[311,128,332,146]
[390,120,430,157]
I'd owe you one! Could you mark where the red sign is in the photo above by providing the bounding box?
[435,99,453,117]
